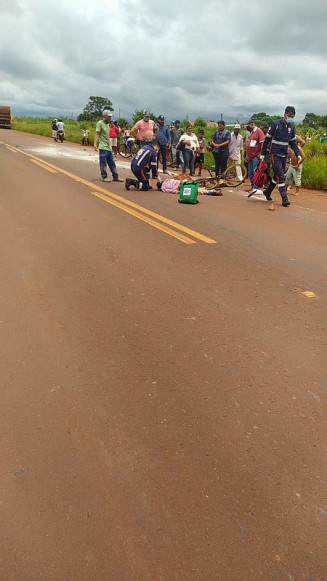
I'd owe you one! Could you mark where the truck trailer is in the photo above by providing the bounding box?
[0,106,11,128]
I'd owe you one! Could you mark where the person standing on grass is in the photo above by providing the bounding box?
[321,133,327,143]
[286,135,305,196]
[228,123,243,180]
[94,110,123,183]
[245,119,265,195]
[260,106,301,207]
[211,120,231,181]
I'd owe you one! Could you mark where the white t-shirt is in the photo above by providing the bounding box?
[178,132,199,151]
[57,121,64,131]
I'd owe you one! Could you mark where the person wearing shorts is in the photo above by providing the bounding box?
[109,121,120,156]
[286,140,305,195]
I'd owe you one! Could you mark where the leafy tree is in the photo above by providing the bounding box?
[117,117,127,128]
[192,117,207,130]
[250,112,280,126]
[251,112,267,122]
[302,112,320,127]
[77,96,114,122]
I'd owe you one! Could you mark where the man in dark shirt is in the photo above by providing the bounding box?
[261,106,301,207]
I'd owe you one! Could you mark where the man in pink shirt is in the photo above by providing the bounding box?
[131,109,159,148]
[245,119,265,194]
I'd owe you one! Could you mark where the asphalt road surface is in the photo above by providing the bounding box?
[0,130,326,581]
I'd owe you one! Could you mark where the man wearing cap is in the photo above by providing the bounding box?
[260,106,301,207]
[131,110,159,149]
[228,124,243,180]
[156,115,171,173]
[94,110,123,182]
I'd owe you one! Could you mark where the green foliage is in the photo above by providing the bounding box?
[302,112,327,129]
[192,117,207,130]
[302,112,319,127]
[301,151,327,190]
[250,112,280,125]
[78,96,114,122]
[117,117,127,128]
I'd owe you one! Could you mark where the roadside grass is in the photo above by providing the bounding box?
[301,154,327,190]
[10,117,327,190]
[11,117,96,145]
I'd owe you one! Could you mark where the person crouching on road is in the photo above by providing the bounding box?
[125,141,160,191]
[94,110,123,183]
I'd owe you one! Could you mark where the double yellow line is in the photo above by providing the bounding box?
[1,141,217,245]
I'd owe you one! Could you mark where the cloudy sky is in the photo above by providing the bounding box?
[1,0,326,123]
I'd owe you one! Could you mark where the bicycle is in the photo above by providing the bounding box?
[118,138,139,158]
[192,167,219,190]
[221,160,246,187]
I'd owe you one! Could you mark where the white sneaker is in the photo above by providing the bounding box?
[255,189,263,195]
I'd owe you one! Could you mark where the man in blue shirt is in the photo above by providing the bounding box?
[261,106,301,207]
[156,115,171,173]
[125,141,159,191]
[211,121,231,180]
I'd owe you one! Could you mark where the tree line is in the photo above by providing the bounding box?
[77,97,327,130]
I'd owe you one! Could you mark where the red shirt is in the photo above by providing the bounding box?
[246,127,265,161]
[109,125,120,138]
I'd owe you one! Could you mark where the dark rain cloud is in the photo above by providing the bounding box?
[0,0,326,121]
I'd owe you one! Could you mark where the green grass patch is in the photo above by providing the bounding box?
[11,116,96,145]
[301,155,327,190]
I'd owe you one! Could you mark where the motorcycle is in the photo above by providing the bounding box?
[57,130,65,143]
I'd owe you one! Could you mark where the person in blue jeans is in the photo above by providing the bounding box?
[211,121,231,180]
[156,115,171,174]
[177,125,199,175]
[245,119,265,194]
[94,110,123,182]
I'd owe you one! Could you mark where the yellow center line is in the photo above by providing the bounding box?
[0,141,217,244]
[30,159,58,173]
[91,192,195,244]
[5,145,19,153]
